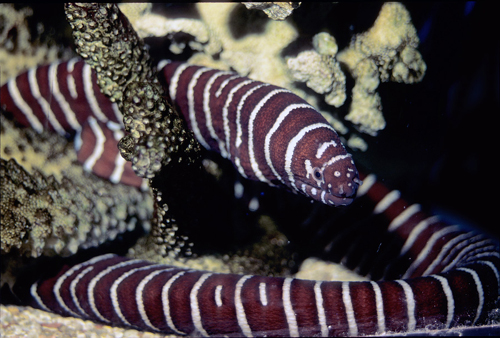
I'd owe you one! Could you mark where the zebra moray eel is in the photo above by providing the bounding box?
[1,59,360,206]
[159,61,360,206]
[2,60,500,336]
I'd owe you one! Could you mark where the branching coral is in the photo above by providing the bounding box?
[285,3,426,138]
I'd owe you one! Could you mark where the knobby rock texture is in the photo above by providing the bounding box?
[64,3,201,179]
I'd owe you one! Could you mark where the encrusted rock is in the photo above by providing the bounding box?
[0,115,153,260]
[242,2,301,21]
[64,3,201,179]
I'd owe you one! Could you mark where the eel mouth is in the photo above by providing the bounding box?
[324,193,355,206]
[298,181,356,206]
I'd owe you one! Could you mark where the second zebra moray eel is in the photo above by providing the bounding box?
[26,172,500,336]
[160,61,361,206]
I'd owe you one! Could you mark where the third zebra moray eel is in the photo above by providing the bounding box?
[159,61,361,206]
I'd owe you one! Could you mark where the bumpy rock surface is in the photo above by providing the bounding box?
[64,3,201,179]
[0,116,153,260]
[242,2,301,21]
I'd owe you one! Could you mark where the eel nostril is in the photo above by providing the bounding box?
[353,177,363,186]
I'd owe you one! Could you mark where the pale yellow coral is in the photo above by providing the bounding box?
[393,44,427,83]
[346,84,385,136]
[119,3,299,89]
[344,58,386,136]
[117,2,152,24]
[287,32,346,108]
[320,111,349,135]
[287,51,333,94]
[113,3,425,143]
[119,3,222,56]
[347,134,369,152]
[337,2,426,136]
[313,31,339,56]
[196,3,298,87]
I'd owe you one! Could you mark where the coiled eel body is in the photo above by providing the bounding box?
[1,60,499,336]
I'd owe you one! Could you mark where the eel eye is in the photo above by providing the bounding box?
[313,168,322,180]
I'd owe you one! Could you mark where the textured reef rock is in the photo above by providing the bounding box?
[0,115,154,289]
[242,2,302,21]
[64,3,201,179]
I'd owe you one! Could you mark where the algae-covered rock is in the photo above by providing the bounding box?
[0,116,153,259]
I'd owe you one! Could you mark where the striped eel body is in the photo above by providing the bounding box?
[0,58,145,188]
[159,61,360,206]
[1,59,360,206]
[1,60,499,336]
[27,174,500,336]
